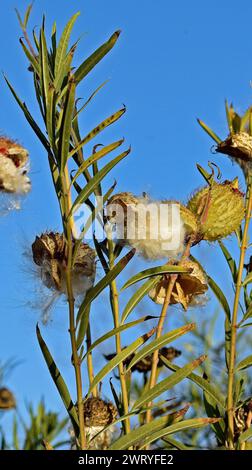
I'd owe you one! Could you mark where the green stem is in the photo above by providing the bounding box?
[227,176,252,449]
[62,170,86,450]
[107,234,131,435]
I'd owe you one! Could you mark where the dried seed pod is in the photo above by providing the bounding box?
[107,192,185,260]
[32,232,96,296]
[217,132,252,178]
[0,387,16,410]
[149,259,208,310]
[187,179,245,242]
[104,346,181,373]
[81,398,117,449]
[0,137,30,195]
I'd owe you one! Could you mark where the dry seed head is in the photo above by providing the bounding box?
[217,132,252,178]
[107,192,185,260]
[0,137,30,194]
[84,397,117,427]
[149,259,208,310]
[187,180,245,241]
[0,387,16,410]
[32,232,96,296]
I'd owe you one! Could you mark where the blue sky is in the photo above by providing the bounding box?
[1,0,252,444]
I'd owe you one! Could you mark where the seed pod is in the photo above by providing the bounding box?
[0,137,30,194]
[32,232,96,296]
[149,259,208,310]
[80,398,117,450]
[107,192,185,260]
[0,387,16,410]
[217,132,252,178]
[187,179,245,241]
[105,346,181,373]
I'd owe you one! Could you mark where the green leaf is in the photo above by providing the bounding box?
[82,315,155,360]
[73,81,108,123]
[139,417,221,449]
[162,436,191,450]
[126,323,195,373]
[121,276,162,324]
[87,329,155,395]
[70,139,124,185]
[236,355,252,371]
[76,249,135,327]
[69,106,126,157]
[74,30,121,84]
[109,415,173,450]
[19,38,40,75]
[54,44,76,93]
[225,100,233,133]
[24,3,33,28]
[197,119,222,144]
[54,12,80,80]
[59,79,76,171]
[161,357,226,410]
[242,272,252,287]
[241,304,252,324]
[207,274,231,323]
[36,325,79,431]
[240,106,252,132]
[121,265,190,291]
[39,28,51,111]
[70,147,130,216]
[239,427,252,443]
[4,76,50,152]
[132,355,206,412]
[218,241,237,282]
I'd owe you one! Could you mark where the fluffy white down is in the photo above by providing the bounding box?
[0,158,31,194]
[111,197,186,260]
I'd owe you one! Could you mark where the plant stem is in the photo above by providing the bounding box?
[62,169,86,450]
[145,238,192,425]
[227,177,252,449]
[107,235,131,435]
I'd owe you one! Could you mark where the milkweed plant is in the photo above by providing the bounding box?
[1,4,252,450]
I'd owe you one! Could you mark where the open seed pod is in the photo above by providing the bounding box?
[0,387,16,410]
[149,259,208,310]
[105,346,181,373]
[32,232,96,297]
[217,132,252,179]
[106,192,185,260]
[0,137,30,195]
[187,179,245,242]
[82,398,118,450]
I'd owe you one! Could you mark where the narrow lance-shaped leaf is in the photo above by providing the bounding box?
[69,106,126,158]
[4,76,50,152]
[121,276,162,324]
[207,275,231,323]
[36,325,79,431]
[87,329,155,395]
[39,28,51,112]
[161,356,226,410]
[19,38,40,75]
[236,355,252,371]
[59,78,76,172]
[121,265,190,291]
[74,30,121,84]
[54,12,80,80]
[218,240,237,282]
[76,249,135,327]
[70,139,124,185]
[70,147,130,216]
[82,315,156,360]
[197,118,222,144]
[132,355,206,412]
[126,323,195,373]
[139,417,221,450]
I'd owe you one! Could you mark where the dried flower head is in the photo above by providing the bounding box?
[32,232,96,297]
[187,179,245,242]
[106,192,185,260]
[217,132,252,179]
[149,259,208,310]
[105,346,181,373]
[0,137,30,194]
[81,397,118,449]
[0,387,16,410]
